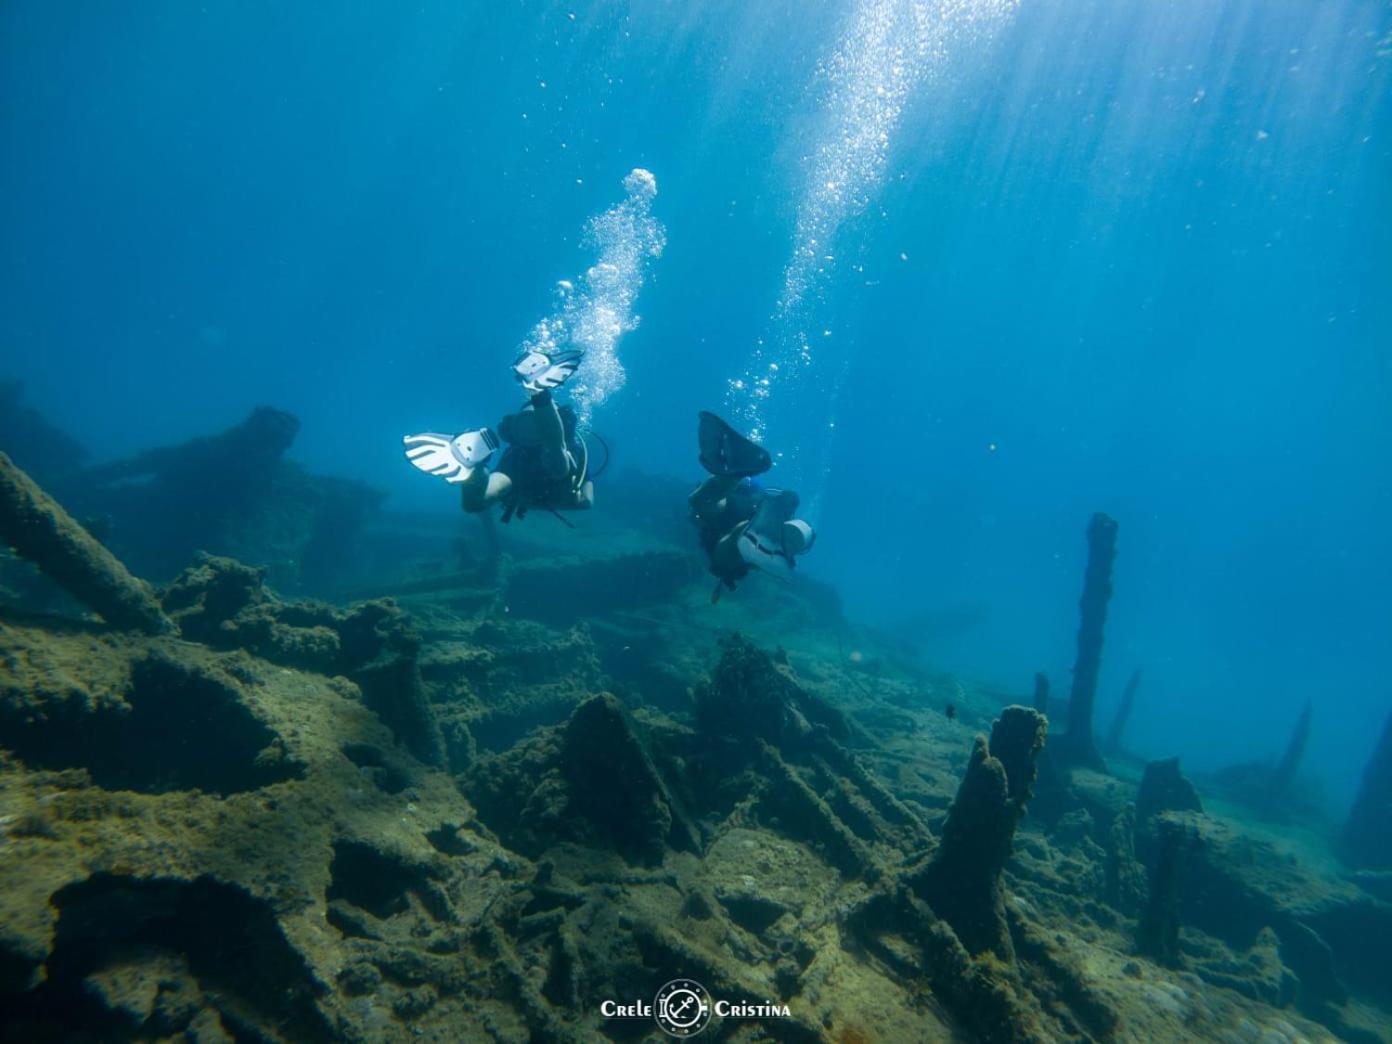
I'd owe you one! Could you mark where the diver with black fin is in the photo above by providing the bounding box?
[403,345,595,521]
[689,411,815,602]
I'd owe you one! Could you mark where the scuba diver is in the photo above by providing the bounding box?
[403,346,595,521]
[689,411,815,602]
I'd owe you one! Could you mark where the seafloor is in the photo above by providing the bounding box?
[1,418,1390,1042]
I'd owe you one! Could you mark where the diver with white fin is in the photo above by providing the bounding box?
[403,346,595,522]
[689,411,816,602]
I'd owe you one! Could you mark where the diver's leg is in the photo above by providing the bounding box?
[712,523,749,585]
[460,468,512,512]
[531,391,573,480]
[689,475,740,518]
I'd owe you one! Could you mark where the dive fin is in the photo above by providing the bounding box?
[403,428,497,484]
[697,411,771,477]
[514,348,584,395]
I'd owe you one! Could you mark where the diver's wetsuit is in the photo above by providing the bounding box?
[461,391,592,518]
[687,411,813,598]
[689,474,804,593]
[404,344,592,517]
[690,474,757,588]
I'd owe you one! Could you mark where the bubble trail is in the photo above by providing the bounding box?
[518,168,666,427]
[727,0,1017,472]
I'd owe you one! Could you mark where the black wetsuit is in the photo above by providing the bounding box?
[692,479,763,589]
[493,402,587,521]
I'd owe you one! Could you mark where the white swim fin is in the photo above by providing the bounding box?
[513,348,584,395]
[403,428,498,484]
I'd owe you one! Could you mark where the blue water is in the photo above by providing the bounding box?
[2,1,1388,807]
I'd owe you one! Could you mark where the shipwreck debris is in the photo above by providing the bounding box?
[1342,709,1392,869]
[162,552,445,765]
[1136,815,1187,968]
[1057,512,1118,769]
[65,407,383,591]
[561,693,700,864]
[0,380,89,486]
[845,708,1114,1042]
[464,693,698,864]
[96,405,299,492]
[1103,803,1146,915]
[1103,667,1141,756]
[1210,700,1317,818]
[908,705,1049,959]
[1032,671,1050,715]
[2,461,1386,1041]
[1134,757,1203,854]
[503,548,702,626]
[0,451,172,634]
[1274,701,1312,794]
[695,632,853,750]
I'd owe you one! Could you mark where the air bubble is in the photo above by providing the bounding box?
[725,0,1016,494]
[515,169,665,427]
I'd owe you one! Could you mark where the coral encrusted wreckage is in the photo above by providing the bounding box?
[2,450,1391,1041]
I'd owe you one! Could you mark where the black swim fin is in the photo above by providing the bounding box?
[698,411,771,477]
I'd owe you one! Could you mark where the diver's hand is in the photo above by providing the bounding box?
[403,428,499,484]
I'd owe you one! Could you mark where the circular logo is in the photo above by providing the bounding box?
[653,978,713,1038]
